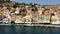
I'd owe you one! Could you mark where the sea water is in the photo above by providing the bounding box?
[0,26,60,34]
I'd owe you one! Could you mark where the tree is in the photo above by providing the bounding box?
[13,2,20,8]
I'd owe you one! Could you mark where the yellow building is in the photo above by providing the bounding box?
[51,15,59,24]
[39,14,50,24]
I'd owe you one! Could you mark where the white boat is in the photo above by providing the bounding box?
[24,22,33,26]
[2,18,9,24]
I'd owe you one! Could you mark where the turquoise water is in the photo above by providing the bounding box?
[0,26,60,34]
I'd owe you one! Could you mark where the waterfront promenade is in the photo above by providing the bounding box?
[0,23,60,27]
[0,0,60,26]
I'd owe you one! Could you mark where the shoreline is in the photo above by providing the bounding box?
[0,24,60,28]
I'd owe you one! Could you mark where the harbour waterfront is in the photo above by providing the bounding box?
[0,0,60,25]
[0,0,60,34]
[0,26,60,34]
[1,24,60,27]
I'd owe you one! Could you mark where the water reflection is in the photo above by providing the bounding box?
[0,26,60,34]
